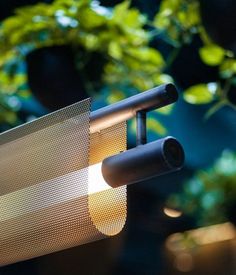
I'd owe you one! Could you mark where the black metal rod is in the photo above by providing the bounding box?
[136,111,147,145]
[90,83,178,133]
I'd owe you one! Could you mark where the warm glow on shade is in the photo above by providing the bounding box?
[174,252,194,272]
[88,162,111,194]
[0,99,127,267]
[163,207,182,218]
[0,163,112,222]
[166,222,236,252]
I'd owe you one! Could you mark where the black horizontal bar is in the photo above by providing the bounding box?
[90,83,178,133]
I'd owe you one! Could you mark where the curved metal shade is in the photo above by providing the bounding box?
[0,99,127,266]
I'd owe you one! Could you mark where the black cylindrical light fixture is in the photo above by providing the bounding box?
[102,136,184,188]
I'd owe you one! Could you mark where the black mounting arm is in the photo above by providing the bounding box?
[90,83,178,134]
[91,83,185,188]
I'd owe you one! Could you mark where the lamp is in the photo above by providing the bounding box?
[102,137,184,188]
[0,84,184,266]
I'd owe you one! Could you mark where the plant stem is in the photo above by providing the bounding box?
[165,46,181,70]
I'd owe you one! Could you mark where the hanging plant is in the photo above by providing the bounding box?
[0,0,235,127]
[0,0,167,122]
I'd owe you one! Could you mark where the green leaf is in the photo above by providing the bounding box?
[123,9,146,28]
[155,104,174,115]
[130,116,167,136]
[220,59,236,78]
[81,34,100,50]
[14,73,27,86]
[0,110,18,124]
[131,77,154,91]
[153,0,200,44]
[199,44,225,66]
[108,41,122,59]
[113,1,130,21]
[78,8,106,29]
[147,117,167,136]
[184,83,217,104]
[152,74,173,85]
[107,89,126,104]
[154,0,181,26]
[126,47,164,67]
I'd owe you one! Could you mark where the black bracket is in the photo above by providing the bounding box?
[136,111,147,146]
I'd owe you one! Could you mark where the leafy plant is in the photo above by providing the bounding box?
[0,0,235,128]
[153,0,201,46]
[0,0,168,126]
[153,0,236,115]
[167,150,236,226]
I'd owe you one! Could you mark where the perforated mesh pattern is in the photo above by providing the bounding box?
[0,99,127,266]
[89,123,127,236]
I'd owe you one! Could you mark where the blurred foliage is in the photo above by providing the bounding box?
[153,0,200,46]
[0,0,235,129]
[167,150,236,226]
[0,0,166,127]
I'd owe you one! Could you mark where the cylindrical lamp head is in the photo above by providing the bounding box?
[102,137,184,188]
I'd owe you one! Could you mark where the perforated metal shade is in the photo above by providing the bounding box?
[0,98,127,266]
